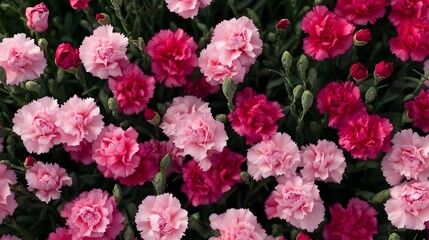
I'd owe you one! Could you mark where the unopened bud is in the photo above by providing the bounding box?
[132,37,145,51]
[293,85,304,99]
[296,232,312,240]
[24,156,36,167]
[354,29,371,47]
[301,90,313,110]
[281,51,293,71]
[296,54,309,80]
[159,154,171,172]
[276,19,291,31]
[157,103,167,115]
[108,98,119,112]
[38,38,48,52]
[144,108,160,126]
[388,233,400,240]
[365,87,377,103]
[96,13,110,25]
[215,114,227,123]
[350,62,368,82]
[374,61,394,80]
[402,110,414,123]
[25,81,41,93]
[112,184,123,204]
[240,171,252,184]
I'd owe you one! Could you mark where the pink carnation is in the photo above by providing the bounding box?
[70,0,91,10]
[79,25,129,79]
[301,6,355,61]
[228,87,284,145]
[323,198,378,240]
[12,97,61,154]
[265,175,325,232]
[108,63,155,115]
[183,77,220,99]
[247,132,300,181]
[382,129,429,186]
[92,124,140,179]
[146,28,198,87]
[404,89,429,132]
[211,16,263,66]
[389,18,429,62]
[60,189,125,240]
[63,139,94,165]
[334,0,389,25]
[385,181,429,230]
[209,208,267,240]
[47,227,72,240]
[25,161,72,203]
[165,0,212,19]
[135,193,188,240]
[0,163,17,225]
[0,236,20,240]
[388,0,429,26]
[0,33,47,85]
[57,95,104,146]
[338,112,392,160]
[300,140,346,183]
[26,3,49,32]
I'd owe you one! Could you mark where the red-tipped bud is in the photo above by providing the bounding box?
[350,62,369,82]
[296,232,311,240]
[276,19,291,31]
[374,61,394,80]
[24,156,36,167]
[144,108,160,126]
[354,29,371,46]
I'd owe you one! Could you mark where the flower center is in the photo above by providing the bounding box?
[401,185,429,214]
[79,206,102,226]
[227,34,246,51]
[8,49,31,71]
[149,214,174,235]
[186,118,214,144]
[96,40,114,64]
[33,116,55,135]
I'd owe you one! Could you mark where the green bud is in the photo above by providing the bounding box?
[307,68,317,86]
[402,110,415,123]
[157,103,167,115]
[152,172,166,195]
[123,226,134,240]
[240,171,252,184]
[189,212,200,222]
[38,38,48,52]
[25,81,41,93]
[293,85,304,99]
[215,114,227,123]
[0,66,6,84]
[222,78,237,112]
[388,233,400,240]
[296,54,309,80]
[96,13,111,25]
[267,32,276,42]
[108,98,119,112]
[159,154,171,172]
[281,51,293,71]
[369,189,390,204]
[112,184,122,204]
[403,94,414,102]
[365,86,377,103]
[132,37,145,51]
[111,0,122,9]
[301,90,313,110]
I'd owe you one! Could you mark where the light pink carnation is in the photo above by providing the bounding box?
[334,0,389,25]
[0,236,20,240]
[47,227,72,240]
[57,95,104,146]
[385,181,429,230]
[12,97,62,154]
[25,161,72,203]
[108,63,155,115]
[300,140,346,183]
[247,132,300,181]
[92,124,140,179]
[60,189,125,240]
[146,28,198,87]
[0,163,17,225]
[136,193,188,240]
[388,0,429,26]
[0,33,47,85]
[79,25,129,79]
[209,208,267,240]
[165,0,212,19]
[63,139,94,165]
[265,175,325,232]
[26,3,49,32]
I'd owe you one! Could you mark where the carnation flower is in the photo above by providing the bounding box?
[25,161,72,203]
[47,227,72,240]
[381,129,429,186]
[404,89,429,133]
[92,124,140,179]
[350,63,368,82]
[317,81,366,128]
[108,63,155,114]
[209,208,267,240]
[247,132,300,181]
[165,0,212,19]
[338,112,392,160]
[211,16,263,67]
[12,97,62,154]
[323,198,378,240]
[374,61,394,79]
[0,33,47,85]
[70,0,91,10]
[228,87,284,145]
[183,77,220,99]
[26,3,49,32]
[55,43,80,71]
[301,6,355,61]
[57,95,104,146]
[388,0,429,26]
[135,193,188,240]
[0,236,20,240]
[60,189,125,239]
[0,163,17,225]
[265,175,325,232]
[146,28,198,87]
[334,0,389,25]
[63,139,94,165]
[79,25,129,79]
[300,139,346,183]
[385,181,429,230]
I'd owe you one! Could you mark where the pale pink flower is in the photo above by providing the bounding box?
[209,208,267,240]
[92,124,140,179]
[385,181,429,230]
[26,3,49,32]
[136,193,188,240]
[47,227,72,240]
[0,33,47,85]
[79,25,129,79]
[247,132,300,181]
[300,140,346,183]
[0,236,20,240]
[57,95,104,146]
[165,0,212,19]
[63,139,94,165]
[60,189,125,240]
[25,161,72,203]
[0,163,17,225]
[381,129,429,186]
[12,97,62,154]
[265,175,325,232]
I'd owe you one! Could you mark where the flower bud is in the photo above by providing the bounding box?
[25,81,41,93]
[365,86,377,103]
[96,13,110,25]
[353,29,371,47]
[132,37,145,51]
[388,233,400,240]
[301,90,313,110]
[222,78,237,111]
[293,85,304,99]
[297,232,312,240]
[281,51,293,71]
[215,114,227,123]
[108,98,119,112]
[369,189,390,204]
[24,156,36,167]
[374,61,393,80]
[55,43,80,71]
[297,54,309,80]
[25,3,49,32]
[152,172,166,195]
[112,183,122,204]
[157,103,167,115]
[402,110,414,123]
[307,68,317,86]
[38,38,48,52]
[276,19,291,31]
[350,62,368,82]
[240,171,252,184]
[159,154,171,172]
[144,108,160,126]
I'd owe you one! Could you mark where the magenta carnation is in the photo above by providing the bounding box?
[0,163,17,225]
[47,227,72,240]
[334,0,389,25]
[165,0,212,19]
[404,89,429,133]
[388,0,429,26]
[63,139,94,165]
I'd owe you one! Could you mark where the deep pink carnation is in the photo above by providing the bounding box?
[26,3,49,32]
[70,0,91,10]
[209,208,267,240]
[301,6,355,61]
[334,0,389,25]
[47,227,72,240]
[63,139,94,165]
[183,77,220,99]
[79,25,129,79]
[0,33,47,85]
[228,87,284,145]
[92,124,140,179]
[317,81,366,128]
[0,236,20,240]
[323,198,378,240]
[146,28,198,87]
[265,175,325,232]
[60,189,125,240]
[388,0,429,26]
[0,163,17,225]
[25,161,72,203]
[165,0,212,19]
[55,43,80,71]
[12,97,62,154]
[405,89,429,132]
[338,112,392,160]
